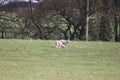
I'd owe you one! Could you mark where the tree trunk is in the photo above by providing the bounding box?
[85,0,90,41]
[29,0,44,39]
[99,16,105,41]
[119,16,120,42]
[70,26,78,40]
[79,21,86,40]
[77,0,87,40]
[114,16,118,42]
[1,31,4,38]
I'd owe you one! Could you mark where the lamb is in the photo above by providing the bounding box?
[55,40,69,48]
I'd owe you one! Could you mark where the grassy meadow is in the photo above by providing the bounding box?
[0,39,120,80]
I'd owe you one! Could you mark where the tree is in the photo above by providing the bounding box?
[29,0,45,39]
[36,0,88,40]
[0,12,23,38]
[0,0,120,41]
[85,0,90,41]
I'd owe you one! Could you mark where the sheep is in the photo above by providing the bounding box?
[55,40,69,48]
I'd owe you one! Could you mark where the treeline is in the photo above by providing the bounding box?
[0,0,120,41]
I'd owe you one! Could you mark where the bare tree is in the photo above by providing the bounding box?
[85,0,90,41]
[29,0,45,39]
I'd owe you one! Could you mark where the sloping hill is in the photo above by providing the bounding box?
[0,39,120,80]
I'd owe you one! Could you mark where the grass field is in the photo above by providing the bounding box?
[0,39,120,80]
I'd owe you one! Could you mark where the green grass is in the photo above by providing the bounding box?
[0,39,120,80]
